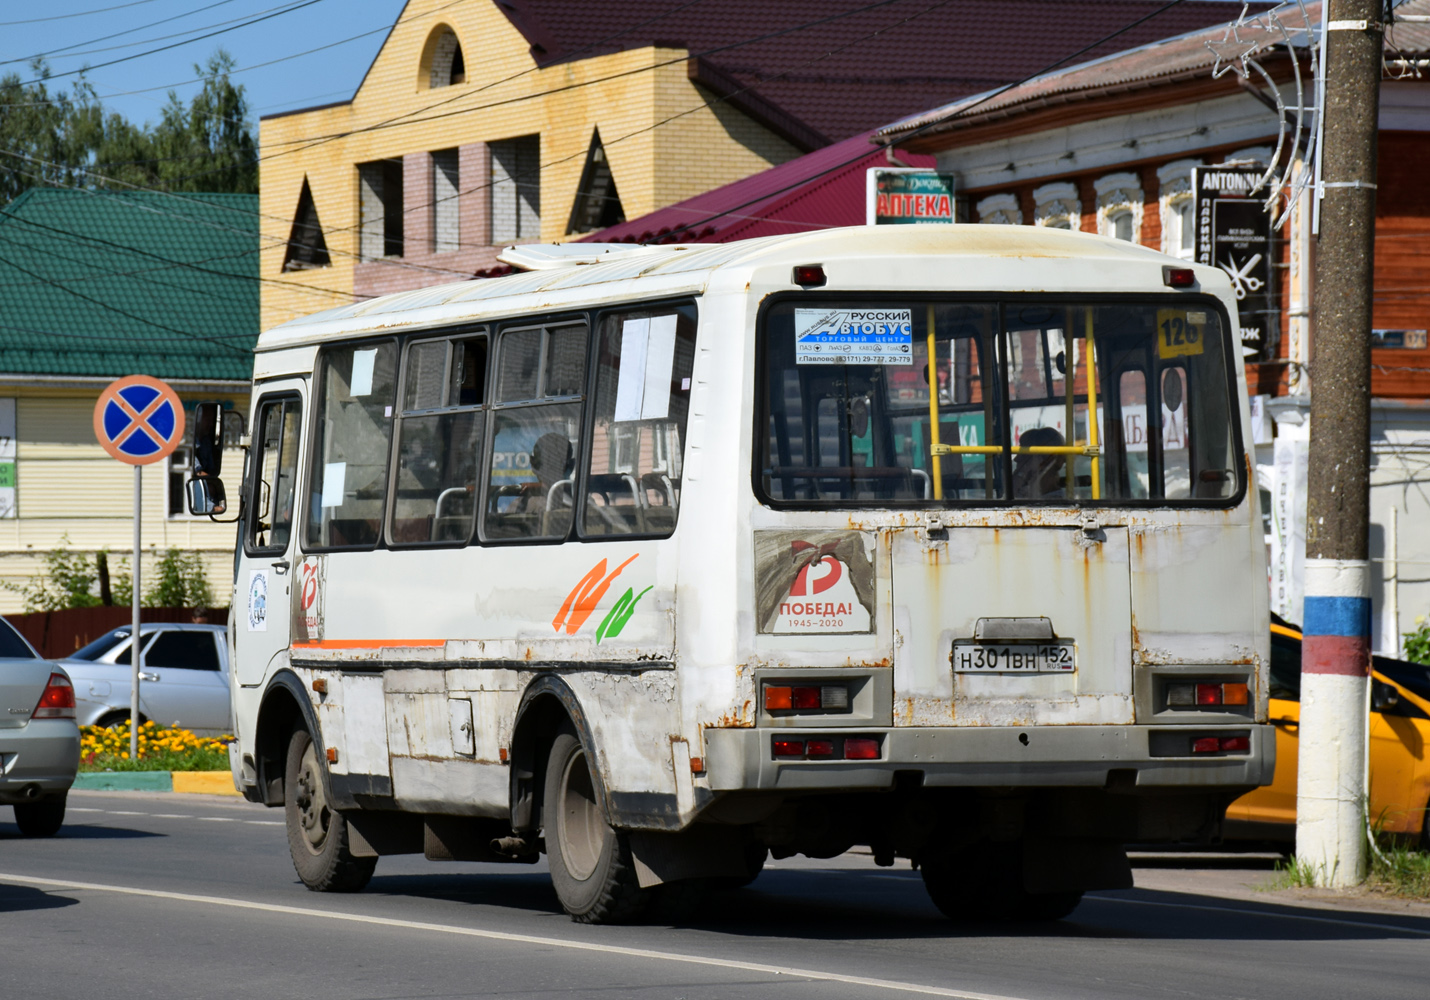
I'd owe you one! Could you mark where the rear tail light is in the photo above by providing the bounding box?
[1191,737,1220,754]
[1163,266,1196,288]
[844,738,880,760]
[33,673,76,719]
[792,687,821,710]
[806,739,837,759]
[773,740,805,758]
[1168,681,1251,709]
[764,684,850,713]
[1219,736,1250,752]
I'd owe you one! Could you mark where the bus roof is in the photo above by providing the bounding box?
[259,225,1226,352]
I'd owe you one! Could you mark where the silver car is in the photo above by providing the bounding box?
[0,617,79,836]
[56,624,231,736]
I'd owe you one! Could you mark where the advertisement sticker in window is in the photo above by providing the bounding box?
[795,308,913,365]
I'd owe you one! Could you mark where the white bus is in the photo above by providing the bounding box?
[192,225,1272,923]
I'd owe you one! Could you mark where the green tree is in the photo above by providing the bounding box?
[0,49,257,205]
[0,61,100,203]
[143,548,215,609]
[1405,617,1430,667]
[149,51,257,195]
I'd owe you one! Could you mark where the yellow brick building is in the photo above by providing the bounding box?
[258,0,807,331]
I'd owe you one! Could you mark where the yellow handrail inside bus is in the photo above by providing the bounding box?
[931,444,1100,456]
[926,303,943,500]
[1085,307,1101,501]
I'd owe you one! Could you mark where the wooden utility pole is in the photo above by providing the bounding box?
[1297,0,1381,888]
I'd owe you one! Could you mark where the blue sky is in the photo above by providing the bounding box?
[1,0,409,128]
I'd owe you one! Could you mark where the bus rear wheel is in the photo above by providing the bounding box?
[284,728,375,893]
[543,727,647,924]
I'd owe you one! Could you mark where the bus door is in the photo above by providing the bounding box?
[238,383,305,688]
[891,303,1132,726]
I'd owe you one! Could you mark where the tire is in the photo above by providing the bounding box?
[543,727,647,923]
[921,840,1082,923]
[283,728,375,892]
[98,711,145,730]
[13,794,66,837]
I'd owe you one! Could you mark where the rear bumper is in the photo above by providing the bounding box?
[0,720,80,801]
[704,724,1275,792]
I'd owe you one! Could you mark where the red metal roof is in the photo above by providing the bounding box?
[497,0,1271,143]
[579,131,933,244]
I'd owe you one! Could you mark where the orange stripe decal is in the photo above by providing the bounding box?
[291,639,446,650]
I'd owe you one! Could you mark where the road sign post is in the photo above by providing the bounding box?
[92,376,185,760]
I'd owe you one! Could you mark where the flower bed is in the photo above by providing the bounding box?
[79,721,231,772]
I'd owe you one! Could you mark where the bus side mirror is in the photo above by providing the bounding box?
[187,476,227,516]
[1372,679,1400,713]
[193,402,224,477]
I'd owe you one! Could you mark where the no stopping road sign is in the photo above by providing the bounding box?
[93,375,186,465]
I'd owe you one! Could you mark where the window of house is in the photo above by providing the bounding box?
[358,159,404,260]
[389,334,487,546]
[247,396,302,553]
[1157,159,1201,260]
[1095,173,1142,244]
[566,129,625,234]
[581,304,697,537]
[283,177,331,271]
[1032,182,1080,230]
[305,343,399,550]
[491,135,541,243]
[975,193,1022,225]
[426,26,465,88]
[483,321,586,541]
[432,149,460,254]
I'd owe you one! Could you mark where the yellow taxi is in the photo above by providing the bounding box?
[1225,616,1430,846]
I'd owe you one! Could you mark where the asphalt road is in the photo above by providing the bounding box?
[1,792,1427,1000]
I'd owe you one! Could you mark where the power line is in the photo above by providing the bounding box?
[16,0,332,86]
[0,0,165,27]
[0,0,242,68]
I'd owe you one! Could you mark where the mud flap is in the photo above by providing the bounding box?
[1022,836,1132,893]
[629,826,748,888]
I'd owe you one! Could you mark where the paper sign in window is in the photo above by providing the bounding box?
[320,461,347,508]
[614,315,677,421]
[350,349,377,396]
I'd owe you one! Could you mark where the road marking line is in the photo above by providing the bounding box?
[107,811,145,816]
[0,873,1027,1000]
[67,808,103,813]
[151,814,192,819]
[243,820,282,826]
[197,817,233,822]
[1090,895,1430,936]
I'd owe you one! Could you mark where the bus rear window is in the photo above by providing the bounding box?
[758,298,1241,507]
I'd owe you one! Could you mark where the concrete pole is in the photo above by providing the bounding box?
[1297,0,1381,888]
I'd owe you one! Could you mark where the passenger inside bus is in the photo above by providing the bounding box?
[1012,427,1067,499]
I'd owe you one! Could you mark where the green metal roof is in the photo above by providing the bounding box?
[0,189,259,382]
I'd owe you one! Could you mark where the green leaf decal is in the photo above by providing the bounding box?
[596,585,653,644]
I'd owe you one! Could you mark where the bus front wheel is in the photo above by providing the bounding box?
[543,727,647,923]
[284,728,375,893]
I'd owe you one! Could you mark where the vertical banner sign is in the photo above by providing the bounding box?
[93,375,186,760]
[867,169,956,225]
[1193,167,1277,359]
[0,399,15,517]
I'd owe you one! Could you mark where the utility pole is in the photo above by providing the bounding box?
[1298,0,1382,888]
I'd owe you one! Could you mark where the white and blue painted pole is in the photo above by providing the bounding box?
[1295,558,1370,887]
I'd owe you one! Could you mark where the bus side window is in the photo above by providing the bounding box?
[582,306,697,537]
[483,322,587,541]
[305,341,399,550]
[389,335,486,546]
[248,396,301,553]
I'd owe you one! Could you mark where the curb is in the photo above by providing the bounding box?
[73,771,240,796]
